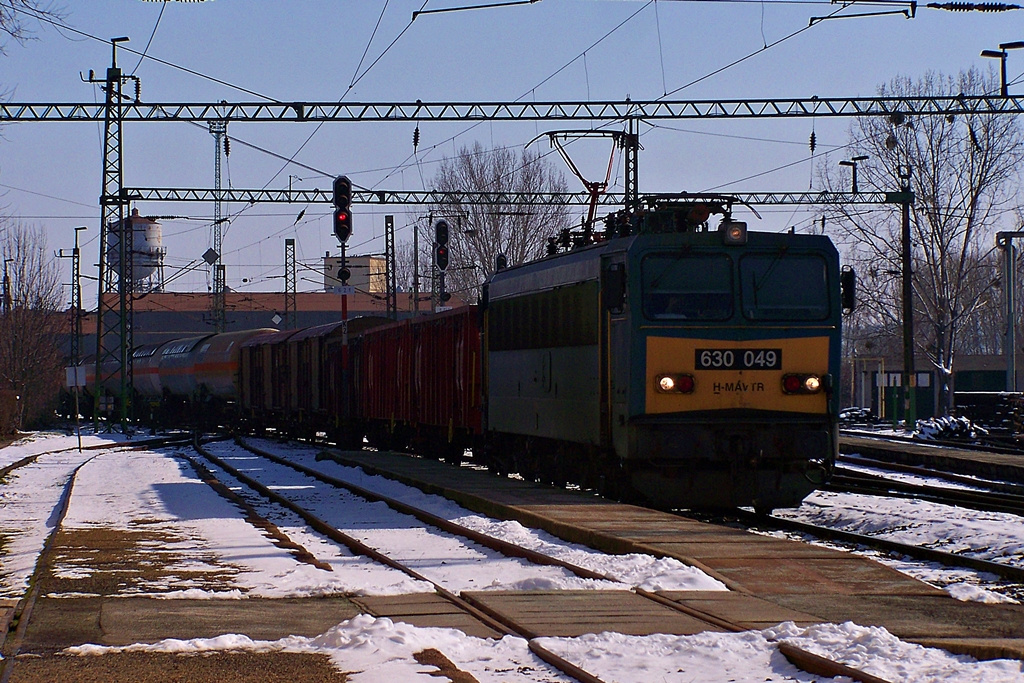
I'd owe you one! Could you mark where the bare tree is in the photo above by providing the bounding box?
[0,222,65,429]
[424,142,573,302]
[0,1,65,54]
[825,68,1024,413]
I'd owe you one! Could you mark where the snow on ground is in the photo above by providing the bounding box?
[8,432,1024,681]
[0,429,128,468]
[774,488,1024,565]
[0,433,121,597]
[769,454,1024,604]
[65,615,1024,682]
[205,440,638,593]
[242,438,728,592]
[56,445,431,597]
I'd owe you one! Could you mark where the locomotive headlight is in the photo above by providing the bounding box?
[782,373,823,394]
[656,374,695,393]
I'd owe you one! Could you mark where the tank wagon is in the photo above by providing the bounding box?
[69,194,850,510]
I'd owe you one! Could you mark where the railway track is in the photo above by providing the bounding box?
[0,432,194,482]
[828,464,1024,517]
[737,507,1024,582]
[273,432,1024,590]
[0,433,217,682]
[838,452,1024,497]
[189,435,894,683]
[0,454,95,683]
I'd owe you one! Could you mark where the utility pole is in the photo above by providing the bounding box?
[284,238,296,330]
[412,221,420,316]
[384,215,397,320]
[623,116,640,214]
[59,226,87,451]
[1,258,11,314]
[90,37,134,433]
[210,118,227,332]
[900,168,916,428]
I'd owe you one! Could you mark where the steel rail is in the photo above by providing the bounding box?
[829,467,1024,516]
[235,438,615,581]
[0,453,99,683]
[179,452,332,571]
[735,510,1024,582]
[838,453,1024,497]
[233,436,892,683]
[190,437,610,683]
[0,434,194,481]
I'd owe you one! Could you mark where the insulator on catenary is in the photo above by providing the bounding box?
[809,131,817,155]
[927,2,1021,10]
[224,136,231,157]
[413,126,421,150]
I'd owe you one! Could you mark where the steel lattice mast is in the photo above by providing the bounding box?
[91,39,133,432]
[209,119,227,332]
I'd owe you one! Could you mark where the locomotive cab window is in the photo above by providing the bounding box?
[740,253,829,321]
[642,253,733,320]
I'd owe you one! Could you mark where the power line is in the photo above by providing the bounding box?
[8,3,282,101]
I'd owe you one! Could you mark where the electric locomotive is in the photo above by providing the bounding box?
[484,194,849,510]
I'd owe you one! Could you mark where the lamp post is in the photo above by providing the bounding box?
[997,230,1024,392]
[981,42,1024,97]
[839,155,869,193]
[899,166,916,428]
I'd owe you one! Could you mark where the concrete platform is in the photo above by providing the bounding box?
[462,590,725,638]
[352,593,505,638]
[323,447,1024,659]
[19,597,362,653]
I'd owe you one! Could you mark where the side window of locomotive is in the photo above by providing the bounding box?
[740,253,829,321]
[642,253,733,320]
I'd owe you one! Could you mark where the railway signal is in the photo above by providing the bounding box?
[434,219,449,272]
[333,175,352,243]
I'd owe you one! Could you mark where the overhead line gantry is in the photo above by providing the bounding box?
[3,95,1023,122]
[123,188,910,207]
[17,73,1018,432]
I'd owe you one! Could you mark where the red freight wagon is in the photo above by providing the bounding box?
[285,316,389,439]
[239,329,299,419]
[357,306,482,458]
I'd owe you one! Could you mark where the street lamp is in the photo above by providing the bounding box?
[839,155,869,193]
[981,41,1024,97]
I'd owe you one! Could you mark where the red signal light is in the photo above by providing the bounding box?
[333,207,352,243]
[435,244,449,271]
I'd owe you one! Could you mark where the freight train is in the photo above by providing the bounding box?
[70,194,852,511]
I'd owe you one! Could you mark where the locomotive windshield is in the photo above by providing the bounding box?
[642,250,831,322]
[642,253,733,320]
[740,253,830,321]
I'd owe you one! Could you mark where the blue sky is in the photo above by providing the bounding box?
[0,0,1019,299]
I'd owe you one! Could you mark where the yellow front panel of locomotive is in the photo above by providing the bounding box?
[645,335,830,414]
